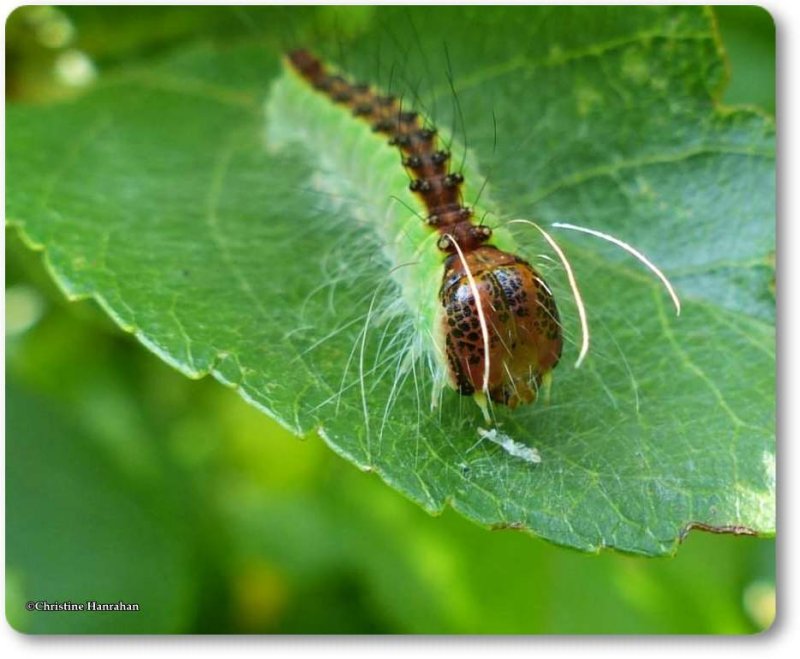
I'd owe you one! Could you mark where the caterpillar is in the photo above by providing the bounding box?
[282,49,563,421]
[267,49,678,425]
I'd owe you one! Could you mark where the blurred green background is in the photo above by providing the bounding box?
[5,6,775,634]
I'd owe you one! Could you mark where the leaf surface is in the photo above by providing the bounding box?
[6,6,775,554]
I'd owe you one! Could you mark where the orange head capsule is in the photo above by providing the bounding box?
[439,246,562,408]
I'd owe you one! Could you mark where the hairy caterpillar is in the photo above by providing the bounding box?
[266,48,678,425]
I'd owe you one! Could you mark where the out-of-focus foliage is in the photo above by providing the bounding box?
[715,6,775,114]
[5,5,775,633]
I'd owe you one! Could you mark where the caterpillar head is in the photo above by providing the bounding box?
[439,246,563,412]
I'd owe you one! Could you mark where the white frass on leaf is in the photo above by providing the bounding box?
[476,427,541,464]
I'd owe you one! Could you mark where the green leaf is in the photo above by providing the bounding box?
[6,6,775,555]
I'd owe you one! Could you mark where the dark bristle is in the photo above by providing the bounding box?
[288,50,480,253]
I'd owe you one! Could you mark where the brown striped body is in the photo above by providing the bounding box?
[287,50,562,408]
